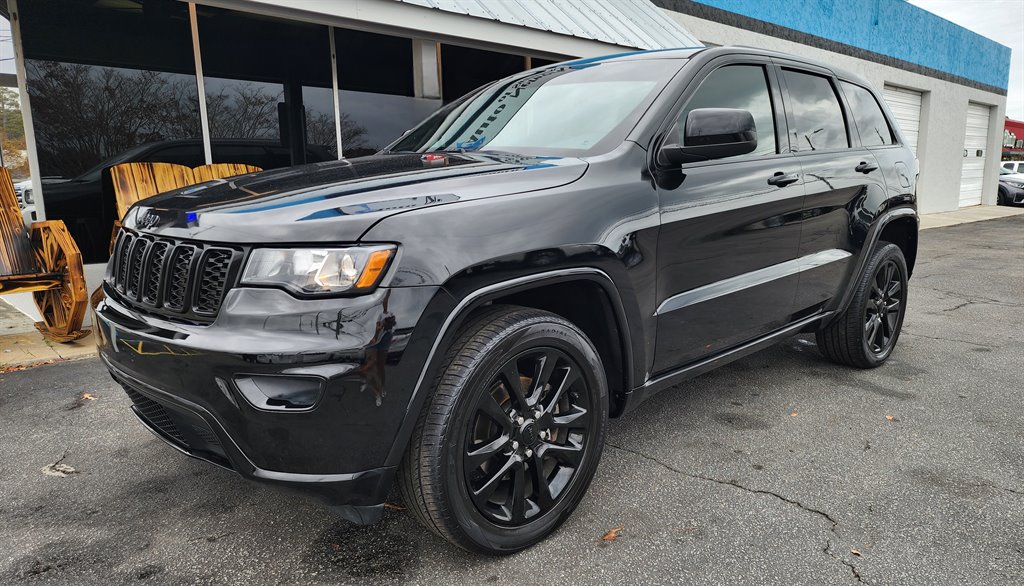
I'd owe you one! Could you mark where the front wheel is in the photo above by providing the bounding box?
[816,242,908,368]
[398,306,608,554]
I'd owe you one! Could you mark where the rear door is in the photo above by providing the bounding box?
[651,56,804,374]
[776,63,888,314]
[959,103,991,207]
[841,79,915,206]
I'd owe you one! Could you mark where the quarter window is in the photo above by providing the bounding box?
[782,69,849,151]
[678,65,777,158]
[841,81,894,147]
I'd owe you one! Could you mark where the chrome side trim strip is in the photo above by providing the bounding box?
[655,249,852,316]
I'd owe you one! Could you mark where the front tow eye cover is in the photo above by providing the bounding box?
[234,375,324,411]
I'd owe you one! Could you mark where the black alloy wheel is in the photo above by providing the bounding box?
[863,259,903,357]
[816,241,908,368]
[462,348,592,525]
[398,306,608,554]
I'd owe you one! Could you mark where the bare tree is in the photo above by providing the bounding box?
[205,82,280,140]
[304,108,369,158]
[26,61,200,178]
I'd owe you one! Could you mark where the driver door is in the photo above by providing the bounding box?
[652,57,804,374]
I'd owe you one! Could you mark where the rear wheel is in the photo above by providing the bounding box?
[816,242,908,368]
[398,305,608,554]
[998,186,1009,206]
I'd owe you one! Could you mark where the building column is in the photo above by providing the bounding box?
[7,0,46,220]
[412,39,441,100]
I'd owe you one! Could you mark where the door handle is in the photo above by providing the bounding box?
[767,172,800,187]
[855,161,879,173]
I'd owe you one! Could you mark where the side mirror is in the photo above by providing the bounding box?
[657,108,757,166]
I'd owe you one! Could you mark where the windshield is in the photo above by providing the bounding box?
[387,59,683,157]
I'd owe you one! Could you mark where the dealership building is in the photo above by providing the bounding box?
[2,0,1011,269]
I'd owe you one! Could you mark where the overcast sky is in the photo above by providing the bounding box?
[908,0,1024,120]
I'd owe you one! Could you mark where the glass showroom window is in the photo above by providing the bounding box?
[334,29,442,157]
[440,44,527,103]
[19,0,201,263]
[197,6,337,168]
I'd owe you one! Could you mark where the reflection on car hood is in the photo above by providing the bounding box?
[126,152,587,243]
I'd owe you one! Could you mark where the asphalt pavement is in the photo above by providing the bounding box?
[2,216,1022,585]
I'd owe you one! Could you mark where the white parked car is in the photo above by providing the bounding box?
[13,179,37,225]
[1002,161,1024,174]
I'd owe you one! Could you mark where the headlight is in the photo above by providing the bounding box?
[1006,181,1024,189]
[241,245,395,295]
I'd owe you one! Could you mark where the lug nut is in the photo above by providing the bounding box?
[511,440,520,451]
[525,449,533,458]
[516,416,525,425]
[539,430,549,440]
[533,409,543,419]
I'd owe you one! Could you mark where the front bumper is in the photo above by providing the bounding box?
[94,283,445,510]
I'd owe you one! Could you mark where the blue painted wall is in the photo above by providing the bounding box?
[690,0,1011,90]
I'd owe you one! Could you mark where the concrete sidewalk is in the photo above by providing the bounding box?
[920,204,1024,229]
[0,301,94,370]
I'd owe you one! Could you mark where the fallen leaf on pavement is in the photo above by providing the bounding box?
[851,549,862,557]
[42,463,77,477]
[383,502,405,511]
[790,411,799,417]
[885,415,899,422]
[602,526,623,542]
[81,393,98,401]
[0,360,55,374]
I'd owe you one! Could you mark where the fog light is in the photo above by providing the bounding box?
[234,375,323,411]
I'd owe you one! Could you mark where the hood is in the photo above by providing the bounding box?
[125,152,587,243]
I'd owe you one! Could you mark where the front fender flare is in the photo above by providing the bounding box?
[382,267,633,467]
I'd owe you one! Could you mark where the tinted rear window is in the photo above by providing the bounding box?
[841,81,894,147]
[782,69,848,151]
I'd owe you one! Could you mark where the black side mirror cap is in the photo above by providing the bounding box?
[657,108,758,166]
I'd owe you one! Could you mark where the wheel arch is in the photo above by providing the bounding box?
[828,206,918,324]
[383,268,636,467]
[482,277,632,417]
[878,215,918,277]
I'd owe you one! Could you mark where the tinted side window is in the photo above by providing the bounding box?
[782,69,848,151]
[141,144,206,167]
[841,82,893,147]
[679,65,777,158]
[211,144,271,169]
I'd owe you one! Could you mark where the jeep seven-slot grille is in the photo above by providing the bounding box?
[108,229,241,323]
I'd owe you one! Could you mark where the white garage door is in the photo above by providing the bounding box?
[959,102,991,207]
[882,85,922,156]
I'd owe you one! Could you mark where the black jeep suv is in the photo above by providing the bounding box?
[95,46,918,554]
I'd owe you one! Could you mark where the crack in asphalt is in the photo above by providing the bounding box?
[901,330,999,349]
[607,442,871,584]
[989,484,1024,497]
[919,286,1024,309]
[943,300,975,312]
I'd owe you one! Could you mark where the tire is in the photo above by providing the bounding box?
[398,305,609,554]
[816,242,908,368]
[998,187,1009,206]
